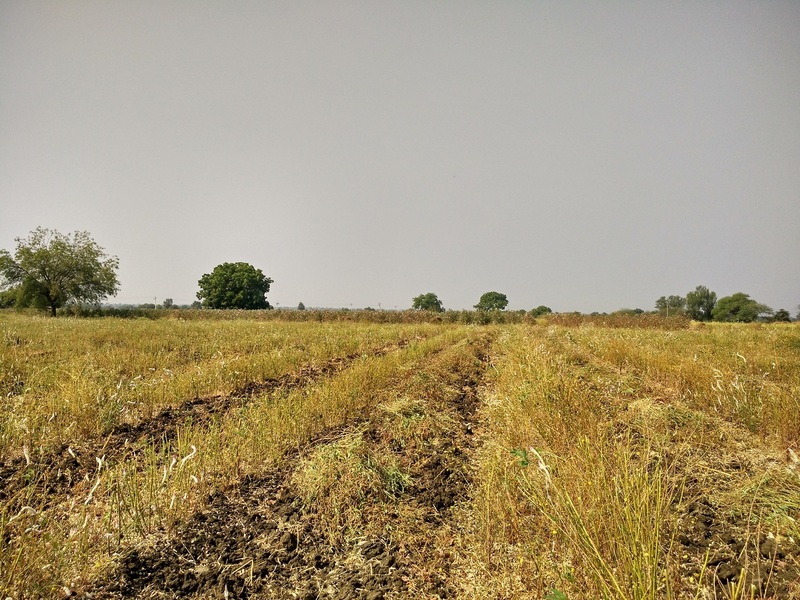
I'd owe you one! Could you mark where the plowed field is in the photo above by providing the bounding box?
[1,315,798,599]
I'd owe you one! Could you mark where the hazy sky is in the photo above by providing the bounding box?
[2,2,799,312]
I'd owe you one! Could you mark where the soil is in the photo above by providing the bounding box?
[78,454,403,600]
[77,335,492,599]
[623,397,800,598]
[674,477,800,597]
[0,341,409,512]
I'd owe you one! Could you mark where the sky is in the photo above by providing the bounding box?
[1,1,799,312]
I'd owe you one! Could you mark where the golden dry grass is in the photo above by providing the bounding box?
[1,314,798,599]
[462,323,800,600]
[0,313,459,597]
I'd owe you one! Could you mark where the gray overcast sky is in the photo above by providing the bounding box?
[2,1,799,312]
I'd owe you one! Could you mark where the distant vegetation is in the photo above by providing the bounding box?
[474,291,509,311]
[412,292,444,312]
[655,284,788,322]
[0,227,119,316]
[196,262,273,310]
[0,228,795,320]
[712,292,773,322]
[686,284,716,321]
[529,305,552,318]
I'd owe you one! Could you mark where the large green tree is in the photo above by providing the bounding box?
[711,293,772,322]
[685,285,717,321]
[412,292,444,312]
[197,262,273,309]
[0,227,119,316]
[475,291,508,311]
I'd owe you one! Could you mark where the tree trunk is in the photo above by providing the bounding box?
[50,302,57,317]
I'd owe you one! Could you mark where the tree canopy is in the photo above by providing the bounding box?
[475,291,508,311]
[685,285,717,321]
[412,292,444,312]
[772,309,791,322]
[529,305,552,317]
[711,293,772,323]
[196,262,273,309]
[0,227,119,316]
[655,295,686,316]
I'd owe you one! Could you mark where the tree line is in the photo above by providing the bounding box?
[654,285,789,322]
[0,228,796,321]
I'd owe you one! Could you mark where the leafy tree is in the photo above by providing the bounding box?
[475,291,508,311]
[197,262,273,309]
[0,227,119,316]
[529,305,552,317]
[711,293,772,322]
[297,301,306,311]
[162,298,174,309]
[685,285,717,321]
[0,286,20,308]
[655,295,686,316]
[772,309,791,322]
[412,292,444,312]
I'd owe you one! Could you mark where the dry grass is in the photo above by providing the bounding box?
[0,313,461,598]
[2,314,798,599]
[462,323,800,600]
[0,313,438,458]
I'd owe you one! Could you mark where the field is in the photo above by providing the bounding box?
[1,312,798,599]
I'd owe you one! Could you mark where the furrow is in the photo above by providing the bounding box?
[80,331,494,599]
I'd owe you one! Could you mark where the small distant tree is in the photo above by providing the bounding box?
[162,298,174,309]
[613,308,645,316]
[197,262,273,309]
[475,291,508,311]
[412,292,444,312]
[655,295,686,316]
[0,227,119,316]
[685,285,717,321]
[190,300,202,309]
[297,302,306,311]
[712,293,772,322]
[772,309,791,322]
[529,305,552,317]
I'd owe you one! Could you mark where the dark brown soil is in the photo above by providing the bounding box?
[79,451,404,600]
[0,341,409,512]
[77,335,492,599]
[675,492,800,597]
